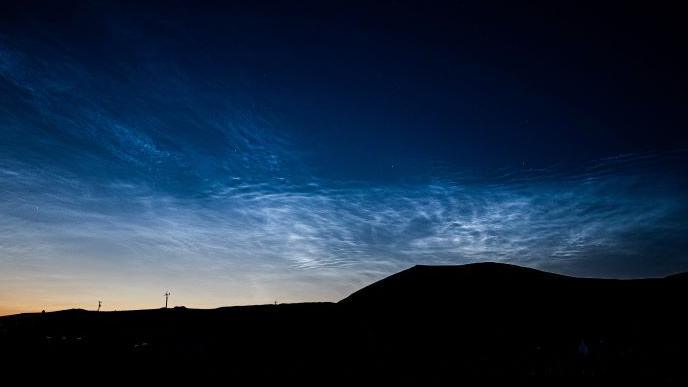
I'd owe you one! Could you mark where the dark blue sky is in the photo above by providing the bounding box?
[1,1,687,313]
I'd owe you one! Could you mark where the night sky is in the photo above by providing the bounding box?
[1,1,687,314]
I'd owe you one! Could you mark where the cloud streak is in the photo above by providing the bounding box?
[2,154,685,277]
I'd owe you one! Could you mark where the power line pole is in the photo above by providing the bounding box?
[164,292,170,309]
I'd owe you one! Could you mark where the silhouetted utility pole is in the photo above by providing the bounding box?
[164,292,170,308]
[97,301,101,312]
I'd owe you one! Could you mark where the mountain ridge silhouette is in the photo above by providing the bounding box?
[2,262,687,383]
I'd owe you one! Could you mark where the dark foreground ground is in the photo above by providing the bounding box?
[2,263,687,383]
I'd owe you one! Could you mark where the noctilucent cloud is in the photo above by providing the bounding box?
[1,1,687,314]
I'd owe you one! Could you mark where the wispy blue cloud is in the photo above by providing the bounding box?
[2,153,686,279]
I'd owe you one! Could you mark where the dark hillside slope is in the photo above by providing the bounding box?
[339,263,688,382]
[341,262,573,306]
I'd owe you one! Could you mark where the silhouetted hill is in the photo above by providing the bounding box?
[2,263,687,383]
[340,262,570,306]
[337,263,688,383]
[341,262,688,331]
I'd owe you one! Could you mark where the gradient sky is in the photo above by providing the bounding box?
[1,1,687,315]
